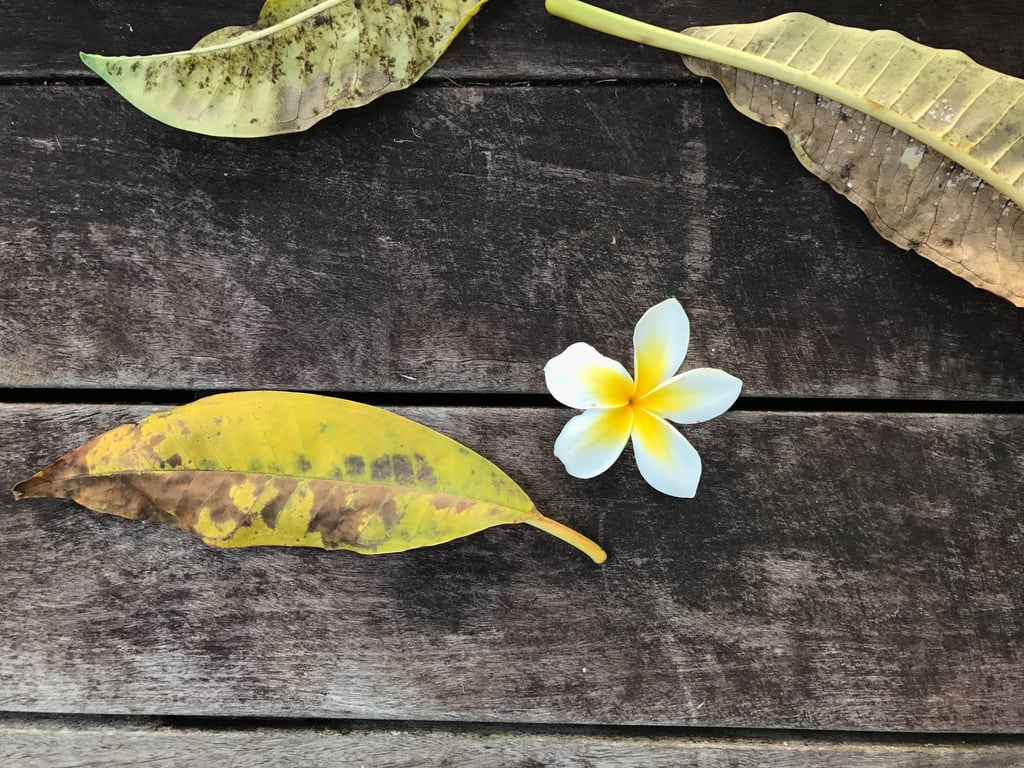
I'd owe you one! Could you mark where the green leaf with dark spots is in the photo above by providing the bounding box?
[80,0,487,137]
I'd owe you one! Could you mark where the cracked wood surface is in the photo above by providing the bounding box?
[3,85,1024,398]
[3,0,1024,763]
[2,404,1022,731]
[5,717,1024,768]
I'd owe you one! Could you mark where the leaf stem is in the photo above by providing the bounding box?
[545,0,1024,209]
[526,513,607,564]
[545,0,702,56]
[544,0,837,88]
[546,0,823,79]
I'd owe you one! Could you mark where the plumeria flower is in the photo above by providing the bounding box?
[544,298,741,498]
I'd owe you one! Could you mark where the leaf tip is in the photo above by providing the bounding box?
[79,51,124,88]
[79,51,101,73]
[80,52,121,89]
[11,474,44,500]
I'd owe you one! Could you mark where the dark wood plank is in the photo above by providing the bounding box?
[4,0,1023,81]
[4,86,1024,398]
[4,718,1024,768]
[2,403,1023,731]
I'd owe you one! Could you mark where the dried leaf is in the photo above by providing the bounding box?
[80,0,487,137]
[547,0,1024,306]
[12,392,606,563]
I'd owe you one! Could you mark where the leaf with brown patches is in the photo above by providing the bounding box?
[548,0,1024,306]
[80,0,487,137]
[12,392,606,563]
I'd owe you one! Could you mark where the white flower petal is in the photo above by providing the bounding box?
[633,298,690,398]
[544,342,634,409]
[631,408,702,497]
[637,368,742,424]
[553,405,634,479]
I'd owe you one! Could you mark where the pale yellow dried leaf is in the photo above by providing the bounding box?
[546,0,1024,305]
[682,14,1024,305]
[80,0,487,137]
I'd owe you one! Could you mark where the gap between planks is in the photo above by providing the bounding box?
[0,77,702,88]
[3,714,1024,768]
[2,389,1024,416]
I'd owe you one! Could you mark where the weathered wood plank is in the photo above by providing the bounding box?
[4,86,1024,398]
[2,403,1022,731]
[5,0,1023,81]
[4,718,1024,768]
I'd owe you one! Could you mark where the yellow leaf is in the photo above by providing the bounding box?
[547,0,1024,306]
[12,392,606,564]
[80,0,487,137]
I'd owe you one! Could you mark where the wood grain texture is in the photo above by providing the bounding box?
[4,0,1023,81]
[4,86,1024,398]
[4,718,1024,768]
[3,404,1023,731]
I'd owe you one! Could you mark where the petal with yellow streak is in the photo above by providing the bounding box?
[631,407,702,497]
[633,298,690,398]
[545,342,634,409]
[638,368,742,424]
[553,405,634,479]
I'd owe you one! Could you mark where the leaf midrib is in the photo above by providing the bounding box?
[97,0,344,62]
[72,467,532,516]
[546,0,1024,208]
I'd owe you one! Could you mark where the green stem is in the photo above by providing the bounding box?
[545,0,703,56]
[543,0,839,92]
[545,0,832,82]
[526,513,607,564]
[545,0,1023,209]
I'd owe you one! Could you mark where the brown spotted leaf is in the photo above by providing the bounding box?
[547,0,1024,305]
[80,0,488,137]
[12,392,606,563]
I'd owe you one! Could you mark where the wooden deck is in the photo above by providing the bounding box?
[2,0,1023,764]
